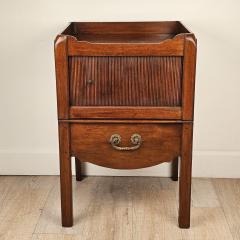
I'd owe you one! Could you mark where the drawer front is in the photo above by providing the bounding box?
[70,123,181,169]
[69,56,182,107]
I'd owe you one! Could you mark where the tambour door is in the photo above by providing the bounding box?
[69,56,182,107]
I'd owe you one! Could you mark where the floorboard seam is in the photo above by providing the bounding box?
[33,176,57,234]
[212,179,234,240]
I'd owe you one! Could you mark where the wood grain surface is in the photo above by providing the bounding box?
[69,106,182,119]
[55,21,197,228]
[69,56,182,107]
[0,176,237,240]
[70,123,181,169]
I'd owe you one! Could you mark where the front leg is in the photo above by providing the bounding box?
[179,123,193,228]
[58,122,73,227]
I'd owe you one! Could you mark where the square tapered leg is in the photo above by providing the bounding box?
[75,158,83,181]
[59,122,73,227]
[179,123,193,228]
[171,156,179,181]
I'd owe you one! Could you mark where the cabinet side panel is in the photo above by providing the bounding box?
[69,56,183,107]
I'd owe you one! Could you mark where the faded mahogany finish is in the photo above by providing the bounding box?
[67,21,190,35]
[71,123,181,169]
[69,56,182,107]
[69,106,181,119]
[75,158,83,181]
[179,123,193,228]
[67,35,185,56]
[54,36,69,119]
[182,36,197,120]
[55,21,197,228]
[58,122,73,227]
[171,156,179,181]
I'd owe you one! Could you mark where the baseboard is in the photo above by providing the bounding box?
[0,151,240,178]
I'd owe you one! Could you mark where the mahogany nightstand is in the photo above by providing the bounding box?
[54,21,197,228]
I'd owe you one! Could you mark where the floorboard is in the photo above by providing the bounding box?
[0,176,238,240]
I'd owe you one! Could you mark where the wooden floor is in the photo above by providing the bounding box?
[0,176,240,240]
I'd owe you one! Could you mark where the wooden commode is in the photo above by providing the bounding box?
[54,21,197,228]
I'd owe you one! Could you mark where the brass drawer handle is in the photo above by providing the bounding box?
[109,134,142,151]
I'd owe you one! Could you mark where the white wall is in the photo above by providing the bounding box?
[0,0,240,177]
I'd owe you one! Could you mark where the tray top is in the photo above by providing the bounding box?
[61,21,191,43]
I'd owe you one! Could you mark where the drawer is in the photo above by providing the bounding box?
[70,123,181,169]
[69,56,182,107]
